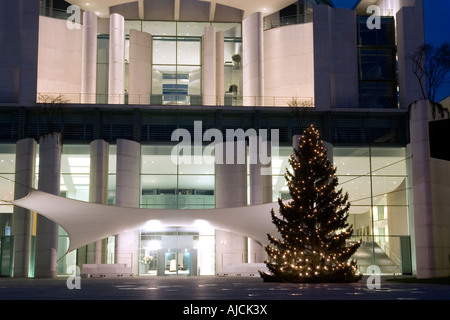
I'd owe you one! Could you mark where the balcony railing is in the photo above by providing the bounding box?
[264,14,313,31]
[36,93,315,108]
[39,6,83,23]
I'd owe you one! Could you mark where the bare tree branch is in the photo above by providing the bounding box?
[412,43,450,103]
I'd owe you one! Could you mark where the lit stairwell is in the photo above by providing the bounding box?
[352,241,401,275]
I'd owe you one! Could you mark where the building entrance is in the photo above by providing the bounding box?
[165,251,191,275]
[139,227,200,276]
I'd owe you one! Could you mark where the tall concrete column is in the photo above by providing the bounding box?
[12,138,36,278]
[202,26,216,106]
[89,139,109,264]
[396,3,425,109]
[34,132,61,278]
[215,141,248,272]
[108,13,125,104]
[409,99,450,278]
[114,139,140,275]
[243,12,264,106]
[250,140,272,206]
[216,31,225,106]
[249,140,272,263]
[81,11,98,104]
[129,29,152,105]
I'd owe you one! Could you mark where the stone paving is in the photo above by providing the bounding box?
[0,275,449,301]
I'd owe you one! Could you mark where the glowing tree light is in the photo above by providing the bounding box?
[260,124,362,283]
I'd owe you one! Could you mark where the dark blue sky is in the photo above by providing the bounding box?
[332,0,450,101]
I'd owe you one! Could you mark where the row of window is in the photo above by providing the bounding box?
[358,16,398,109]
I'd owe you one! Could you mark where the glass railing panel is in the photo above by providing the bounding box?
[350,235,412,275]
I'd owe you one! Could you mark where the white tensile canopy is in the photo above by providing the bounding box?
[13,189,279,253]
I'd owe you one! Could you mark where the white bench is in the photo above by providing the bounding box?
[81,264,133,278]
[217,263,268,277]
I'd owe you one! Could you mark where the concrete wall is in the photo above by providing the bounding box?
[13,138,36,278]
[409,99,450,278]
[202,26,217,106]
[313,5,359,110]
[396,2,425,109]
[35,132,62,278]
[264,23,314,107]
[81,11,98,104]
[37,16,83,103]
[115,139,141,275]
[215,141,249,272]
[0,0,39,105]
[108,13,125,104]
[243,12,264,106]
[128,29,152,105]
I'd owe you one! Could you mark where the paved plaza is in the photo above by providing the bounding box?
[0,275,448,318]
[0,275,448,300]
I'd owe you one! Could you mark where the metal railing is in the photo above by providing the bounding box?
[39,6,83,23]
[36,92,315,108]
[264,14,313,31]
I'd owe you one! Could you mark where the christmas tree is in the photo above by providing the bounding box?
[260,124,362,283]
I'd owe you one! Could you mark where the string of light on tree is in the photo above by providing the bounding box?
[259,124,362,283]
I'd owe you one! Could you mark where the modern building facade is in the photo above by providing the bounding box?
[0,0,448,279]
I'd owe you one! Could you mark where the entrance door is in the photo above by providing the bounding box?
[164,251,191,275]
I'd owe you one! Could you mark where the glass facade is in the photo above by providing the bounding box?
[0,145,15,277]
[272,145,411,274]
[0,138,412,276]
[357,16,398,108]
[93,20,243,106]
[141,145,215,210]
[96,35,110,104]
[139,226,215,276]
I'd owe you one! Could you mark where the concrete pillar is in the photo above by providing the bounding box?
[215,141,248,272]
[409,99,450,278]
[128,29,152,105]
[108,13,125,104]
[202,26,216,106]
[114,139,140,275]
[34,132,62,278]
[89,139,109,264]
[81,11,98,104]
[396,3,425,109]
[249,140,272,263]
[216,31,225,106]
[312,6,358,110]
[243,12,264,106]
[12,138,36,278]
[410,99,434,278]
[250,140,272,206]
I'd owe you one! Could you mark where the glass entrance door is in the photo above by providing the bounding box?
[165,251,191,275]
